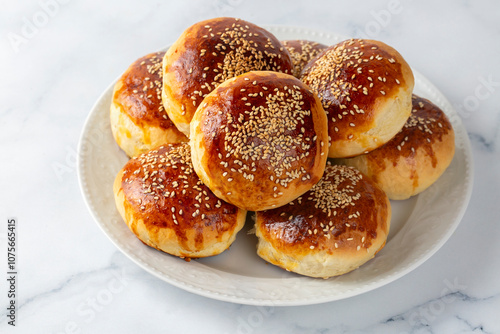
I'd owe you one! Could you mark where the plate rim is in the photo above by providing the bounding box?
[77,25,474,306]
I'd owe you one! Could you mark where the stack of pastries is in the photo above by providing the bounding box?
[111,17,455,278]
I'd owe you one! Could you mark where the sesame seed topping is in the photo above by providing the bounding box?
[301,39,406,147]
[121,143,239,232]
[167,18,293,118]
[206,74,319,193]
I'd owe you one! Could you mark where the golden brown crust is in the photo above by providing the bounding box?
[337,95,455,200]
[111,52,187,157]
[162,17,294,137]
[114,52,172,128]
[255,163,391,278]
[301,39,414,158]
[281,40,327,78]
[190,71,329,211]
[113,143,246,258]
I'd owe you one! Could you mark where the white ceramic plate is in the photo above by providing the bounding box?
[77,26,473,306]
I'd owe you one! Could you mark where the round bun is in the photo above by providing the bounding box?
[111,51,187,157]
[190,71,329,211]
[113,142,247,258]
[281,40,327,78]
[255,163,391,278]
[301,38,414,158]
[162,17,293,137]
[336,95,455,200]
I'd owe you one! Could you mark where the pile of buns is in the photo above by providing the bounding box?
[111,17,455,279]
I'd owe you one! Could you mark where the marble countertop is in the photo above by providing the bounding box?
[1,0,499,333]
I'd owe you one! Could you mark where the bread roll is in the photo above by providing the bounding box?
[336,95,455,200]
[110,51,187,157]
[113,143,247,258]
[281,40,327,78]
[162,17,294,137]
[301,39,414,158]
[190,71,329,211]
[255,163,391,278]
